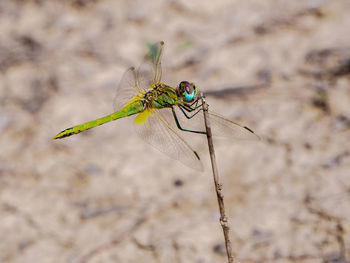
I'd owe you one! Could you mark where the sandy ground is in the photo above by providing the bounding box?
[1,0,350,262]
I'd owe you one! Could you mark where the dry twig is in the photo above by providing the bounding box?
[201,94,235,263]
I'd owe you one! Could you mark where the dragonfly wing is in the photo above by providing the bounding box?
[133,107,203,171]
[136,41,164,88]
[208,110,260,140]
[113,67,144,111]
[113,42,164,111]
[172,106,259,140]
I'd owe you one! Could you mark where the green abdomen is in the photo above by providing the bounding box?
[53,101,144,139]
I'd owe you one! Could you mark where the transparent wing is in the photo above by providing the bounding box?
[208,111,260,140]
[134,108,204,171]
[136,41,164,88]
[113,67,142,111]
[172,106,259,140]
[113,42,165,111]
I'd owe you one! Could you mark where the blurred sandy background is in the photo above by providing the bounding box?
[1,0,350,262]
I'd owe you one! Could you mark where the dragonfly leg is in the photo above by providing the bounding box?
[181,99,204,112]
[172,107,206,134]
[190,97,209,109]
[178,104,203,119]
[189,98,200,107]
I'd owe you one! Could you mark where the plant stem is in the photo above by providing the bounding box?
[201,93,235,263]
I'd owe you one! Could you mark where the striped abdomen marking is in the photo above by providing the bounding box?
[53,101,144,139]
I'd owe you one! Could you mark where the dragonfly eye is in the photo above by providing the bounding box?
[184,90,195,101]
[180,81,198,102]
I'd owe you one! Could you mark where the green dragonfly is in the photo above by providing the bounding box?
[53,41,259,171]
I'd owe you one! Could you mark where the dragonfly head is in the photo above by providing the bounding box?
[178,81,199,103]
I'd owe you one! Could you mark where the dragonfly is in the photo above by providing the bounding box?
[53,41,259,171]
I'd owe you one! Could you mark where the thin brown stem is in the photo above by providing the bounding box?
[201,93,235,263]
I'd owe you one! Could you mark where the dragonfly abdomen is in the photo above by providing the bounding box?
[53,101,144,139]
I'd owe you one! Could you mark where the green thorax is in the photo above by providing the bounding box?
[144,84,179,109]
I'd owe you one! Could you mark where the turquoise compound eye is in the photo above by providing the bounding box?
[179,81,197,102]
[184,90,195,101]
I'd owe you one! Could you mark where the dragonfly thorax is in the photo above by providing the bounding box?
[143,84,178,109]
